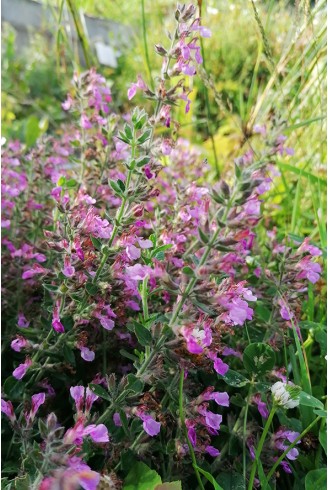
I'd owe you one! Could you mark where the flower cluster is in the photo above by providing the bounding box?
[1,3,323,489]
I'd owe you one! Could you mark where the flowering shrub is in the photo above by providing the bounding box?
[1,3,326,490]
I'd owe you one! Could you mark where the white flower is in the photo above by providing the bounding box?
[271,382,300,409]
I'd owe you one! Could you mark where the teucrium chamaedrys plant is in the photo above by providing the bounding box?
[1,3,324,490]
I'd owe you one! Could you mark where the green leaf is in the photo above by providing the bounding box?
[90,235,102,250]
[137,129,152,144]
[88,383,112,402]
[219,370,250,388]
[3,376,25,399]
[155,483,182,490]
[182,266,195,276]
[216,472,245,490]
[134,323,152,346]
[313,409,327,417]
[65,178,77,188]
[319,429,327,455]
[25,115,41,147]
[123,462,162,490]
[193,465,223,490]
[109,179,123,196]
[85,282,99,296]
[315,329,327,355]
[305,469,327,490]
[63,344,75,365]
[126,374,144,394]
[117,179,126,192]
[299,392,324,410]
[136,156,151,167]
[198,227,209,244]
[243,343,275,376]
[117,131,131,144]
[124,124,133,140]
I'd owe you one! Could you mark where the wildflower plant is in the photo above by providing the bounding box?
[1,3,326,490]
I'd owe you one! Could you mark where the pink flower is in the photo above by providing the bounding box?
[278,299,294,321]
[188,426,197,446]
[13,358,32,380]
[202,389,230,407]
[1,399,16,422]
[211,356,229,376]
[81,114,92,129]
[62,95,73,111]
[83,424,109,443]
[125,264,152,281]
[126,244,141,261]
[137,238,153,249]
[98,315,115,331]
[127,75,147,100]
[253,394,269,419]
[11,335,28,352]
[205,445,220,457]
[113,412,122,426]
[142,415,161,436]
[62,256,75,278]
[29,392,46,421]
[203,410,222,431]
[296,257,321,284]
[52,303,65,333]
[17,312,30,328]
[80,347,95,362]
[70,386,85,413]
[181,322,212,354]
[22,263,49,280]
[199,26,212,38]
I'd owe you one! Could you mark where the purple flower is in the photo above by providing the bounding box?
[52,303,65,333]
[212,356,229,376]
[83,424,109,443]
[209,391,230,407]
[188,427,197,446]
[70,386,85,413]
[22,263,49,280]
[80,347,95,362]
[85,388,98,413]
[62,256,75,278]
[278,299,294,321]
[99,315,115,331]
[125,264,152,281]
[17,312,30,328]
[127,84,137,100]
[29,392,46,421]
[11,336,28,352]
[113,412,122,426]
[1,399,16,422]
[253,394,269,419]
[142,415,161,436]
[203,411,222,431]
[126,244,141,261]
[137,238,153,249]
[181,323,212,354]
[205,445,220,457]
[13,358,32,380]
[81,114,92,129]
[199,26,212,38]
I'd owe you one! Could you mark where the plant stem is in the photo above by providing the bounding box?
[265,415,321,484]
[179,369,205,490]
[141,0,153,89]
[66,0,93,68]
[248,406,276,490]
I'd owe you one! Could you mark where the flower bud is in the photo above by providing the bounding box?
[154,44,168,57]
